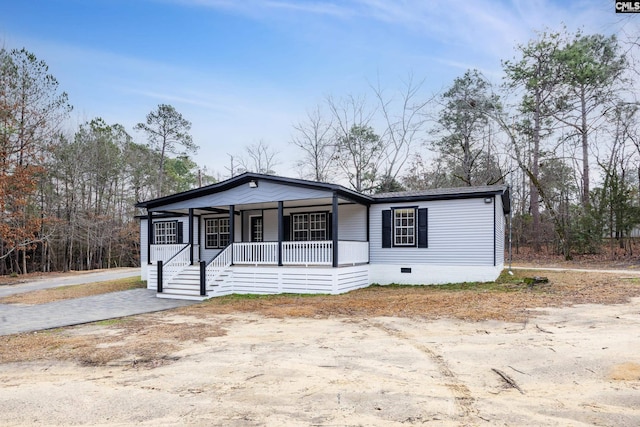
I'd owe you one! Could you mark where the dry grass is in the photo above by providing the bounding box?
[0,277,146,305]
[0,315,226,367]
[1,268,639,367]
[0,269,121,286]
[177,269,640,323]
[609,363,640,381]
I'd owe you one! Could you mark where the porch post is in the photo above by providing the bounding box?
[366,205,370,242]
[147,210,153,265]
[188,208,194,265]
[197,211,201,253]
[277,201,283,266]
[332,192,338,267]
[199,260,206,296]
[157,260,163,293]
[366,204,370,263]
[229,205,235,264]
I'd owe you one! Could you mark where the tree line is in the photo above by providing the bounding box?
[286,28,640,260]
[0,48,209,274]
[1,26,639,274]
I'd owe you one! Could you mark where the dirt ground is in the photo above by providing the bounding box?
[0,268,639,426]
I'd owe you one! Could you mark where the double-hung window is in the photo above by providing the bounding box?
[205,218,230,248]
[292,212,327,241]
[309,213,327,240]
[154,221,178,244]
[292,213,309,241]
[382,207,427,248]
[393,208,416,246]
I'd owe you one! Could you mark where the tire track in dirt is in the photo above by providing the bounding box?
[368,320,477,426]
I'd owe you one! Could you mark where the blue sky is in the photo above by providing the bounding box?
[0,0,629,179]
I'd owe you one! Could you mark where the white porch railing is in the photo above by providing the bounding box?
[206,244,233,285]
[160,244,191,289]
[282,241,333,265]
[338,241,369,265]
[234,242,278,265]
[151,244,199,263]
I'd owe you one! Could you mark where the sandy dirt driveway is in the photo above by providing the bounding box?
[1,297,639,426]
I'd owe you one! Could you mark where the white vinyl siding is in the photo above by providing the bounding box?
[140,219,148,264]
[370,198,495,266]
[495,195,505,266]
[263,210,279,241]
[337,204,367,241]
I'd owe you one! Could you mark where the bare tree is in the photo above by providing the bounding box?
[238,140,279,175]
[326,94,381,190]
[290,105,335,182]
[371,73,432,191]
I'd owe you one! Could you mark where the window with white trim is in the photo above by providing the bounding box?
[393,208,416,246]
[292,212,327,241]
[154,221,177,244]
[309,212,327,240]
[292,213,309,241]
[205,218,230,248]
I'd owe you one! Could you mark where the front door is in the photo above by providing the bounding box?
[250,216,263,242]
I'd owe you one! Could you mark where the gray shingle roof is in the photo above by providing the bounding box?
[374,184,508,199]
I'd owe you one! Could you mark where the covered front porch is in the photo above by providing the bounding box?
[146,240,369,300]
[138,174,372,300]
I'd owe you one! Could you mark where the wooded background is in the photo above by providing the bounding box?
[2,27,640,274]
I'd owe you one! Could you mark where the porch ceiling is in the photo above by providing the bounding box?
[155,197,357,216]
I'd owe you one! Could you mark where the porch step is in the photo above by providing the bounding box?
[164,283,200,291]
[156,263,229,301]
[157,292,208,301]
[169,277,200,285]
[167,264,200,286]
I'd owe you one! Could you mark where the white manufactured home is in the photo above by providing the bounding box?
[137,173,510,300]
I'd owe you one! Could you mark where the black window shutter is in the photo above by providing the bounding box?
[382,210,391,248]
[326,212,332,240]
[150,221,155,244]
[418,208,428,248]
[177,221,184,244]
[283,215,291,241]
